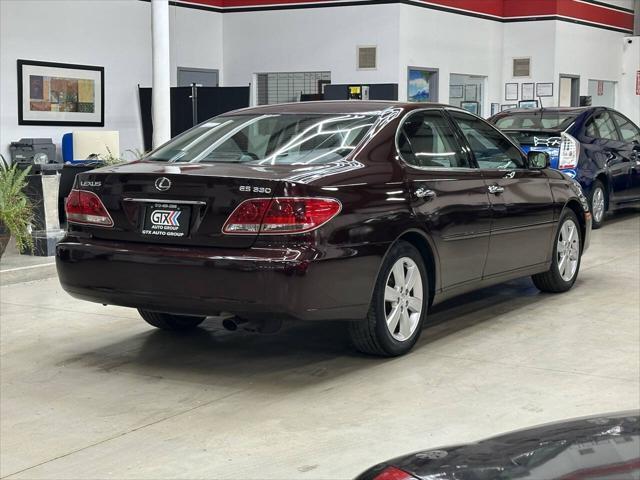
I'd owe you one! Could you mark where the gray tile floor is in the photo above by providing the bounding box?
[1,212,639,479]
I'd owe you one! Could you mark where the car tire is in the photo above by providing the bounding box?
[349,241,428,357]
[532,210,582,293]
[138,309,206,331]
[590,180,606,229]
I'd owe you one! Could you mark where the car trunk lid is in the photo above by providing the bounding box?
[70,161,302,248]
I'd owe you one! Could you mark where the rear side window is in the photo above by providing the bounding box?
[397,111,469,168]
[585,112,620,141]
[611,112,640,142]
[451,111,524,170]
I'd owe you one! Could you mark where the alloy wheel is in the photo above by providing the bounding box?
[557,219,580,282]
[592,187,605,223]
[384,257,423,341]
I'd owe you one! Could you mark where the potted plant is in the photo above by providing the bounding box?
[0,155,33,258]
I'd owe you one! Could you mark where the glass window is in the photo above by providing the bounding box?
[493,112,578,130]
[585,112,620,141]
[451,111,525,169]
[397,111,469,168]
[147,113,378,165]
[611,112,640,142]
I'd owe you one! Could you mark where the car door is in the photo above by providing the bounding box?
[397,108,491,290]
[610,111,640,202]
[583,110,633,203]
[447,109,556,277]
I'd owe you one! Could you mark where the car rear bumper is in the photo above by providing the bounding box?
[56,237,385,321]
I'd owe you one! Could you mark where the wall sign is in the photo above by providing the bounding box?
[636,71,640,96]
[536,82,554,97]
[17,59,104,126]
[521,83,534,101]
[505,83,518,101]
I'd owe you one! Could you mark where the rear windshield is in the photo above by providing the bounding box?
[494,112,578,130]
[147,113,379,165]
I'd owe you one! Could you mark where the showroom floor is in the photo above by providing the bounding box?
[1,212,639,480]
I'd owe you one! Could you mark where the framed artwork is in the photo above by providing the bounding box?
[518,100,539,109]
[460,101,479,115]
[464,84,478,101]
[536,82,554,97]
[17,59,104,126]
[450,84,463,99]
[501,104,517,111]
[521,83,535,101]
[505,83,518,101]
[407,68,436,102]
[491,103,500,116]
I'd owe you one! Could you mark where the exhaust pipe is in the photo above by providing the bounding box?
[222,317,282,334]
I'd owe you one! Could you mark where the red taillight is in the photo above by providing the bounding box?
[222,197,341,235]
[372,466,417,480]
[65,189,114,227]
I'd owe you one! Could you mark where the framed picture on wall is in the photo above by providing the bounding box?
[450,84,463,99]
[518,100,539,109]
[505,83,518,101]
[521,83,535,101]
[407,67,438,102]
[17,59,104,126]
[491,103,500,116]
[501,104,517,111]
[460,101,479,115]
[464,84,478,101]
[536,82,554,97]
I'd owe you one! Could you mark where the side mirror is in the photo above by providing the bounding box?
[528,150,550,169]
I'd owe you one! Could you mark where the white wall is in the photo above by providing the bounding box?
[222,5,401,90]
[619,36,640,124]
[398,4,503,113]
[501,22,558,107]
[0,0,223,161]
[170,6,223,86]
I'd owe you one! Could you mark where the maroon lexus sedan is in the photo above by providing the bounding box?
[56,101,591,356]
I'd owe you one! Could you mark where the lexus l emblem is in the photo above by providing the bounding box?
[155,177,171,191]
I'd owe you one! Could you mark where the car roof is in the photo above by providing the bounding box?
[496,107,593,115]
[226,100,450,115]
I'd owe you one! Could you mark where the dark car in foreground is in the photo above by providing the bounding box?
[490,107,640,228]
[356,411,640,480]
[57,101,591,356]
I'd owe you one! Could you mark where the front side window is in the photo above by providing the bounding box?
[397,111,469,168]
[611,112,640,142]
[585,112,619,141]
[147,113,378,165]
[451,111,524,169]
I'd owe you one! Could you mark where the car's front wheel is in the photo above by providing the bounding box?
[349,241,428,356]
[532,210,582,293]
[138,309,206,331]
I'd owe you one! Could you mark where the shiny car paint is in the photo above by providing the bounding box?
[490,106,640,212]
[56,101,591,322]
[355,411,640,480]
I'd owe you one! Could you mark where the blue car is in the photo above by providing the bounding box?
[490,107,640,228]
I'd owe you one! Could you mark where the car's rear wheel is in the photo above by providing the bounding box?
[532,210,582,293]
[349,241,428,357]
[138,309,206,331]
[590,180,606,229]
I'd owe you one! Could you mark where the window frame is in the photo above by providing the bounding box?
[444,108,529,171]
[394,107,476,172]
[583,109,621,142]
[610,110,640,143]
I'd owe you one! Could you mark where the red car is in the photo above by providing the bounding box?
[57,101,591,356]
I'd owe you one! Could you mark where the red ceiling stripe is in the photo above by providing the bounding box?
[177,0,634,31]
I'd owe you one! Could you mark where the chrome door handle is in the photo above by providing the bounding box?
[488,184,504,195]
[414,187,436,199]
